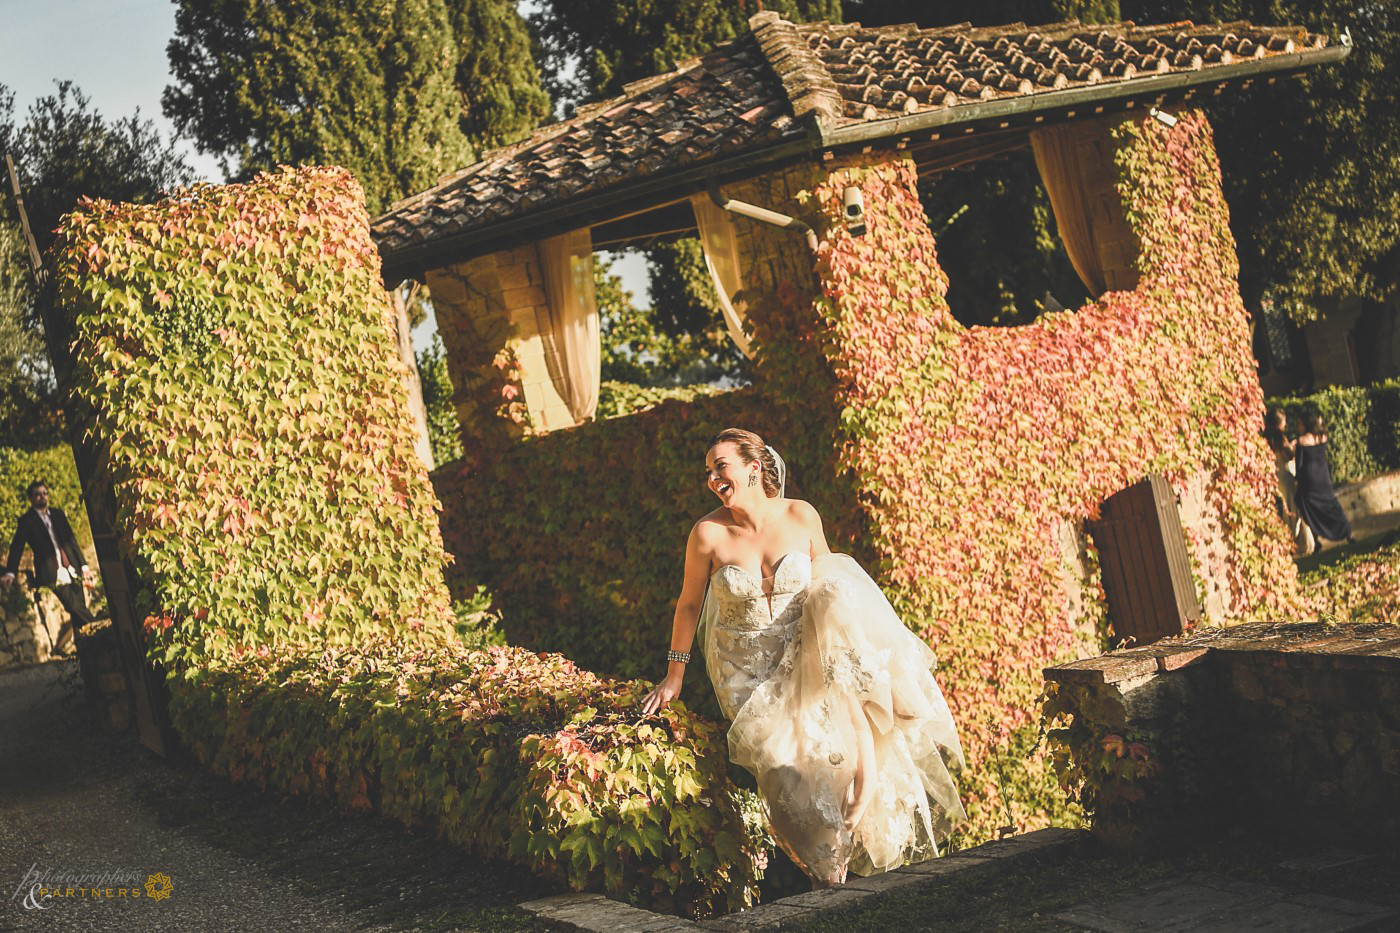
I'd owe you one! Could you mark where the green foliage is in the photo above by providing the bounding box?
[53,166,772,916]
[436,112,1298,843]
[1268,380,1400,486]
[164,0,549,213]
[0,442,91,553]
[1041,679,1161,843]
[529,1,843,104]
[0,219,51,441]
[447,1,554,150]
[1299,534,1400,625]
[1,82,192,440]
[843,0,1119,27]
[847,0,1397,324]
[452,585,506,649]
[168,638,765,917]
[52,166,455,665]
[1121,0,1400,314]
[417,333,465,466]
[921,153,1088,327]
[596,381,722,420]
[598,250,746,388]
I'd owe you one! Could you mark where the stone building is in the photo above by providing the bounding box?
[370,13,1343,709]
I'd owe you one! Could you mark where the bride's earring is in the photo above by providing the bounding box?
[748,473,757,487]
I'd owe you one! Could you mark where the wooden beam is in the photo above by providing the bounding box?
[5,153,45,284]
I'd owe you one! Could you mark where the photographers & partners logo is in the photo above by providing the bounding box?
[10,863,175,910]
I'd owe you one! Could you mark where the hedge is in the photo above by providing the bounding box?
[1269,379,1400,486]
[0,440,92,554]
[170,638,763,917]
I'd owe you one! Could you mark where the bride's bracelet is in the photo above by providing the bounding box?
[667,649,691,664]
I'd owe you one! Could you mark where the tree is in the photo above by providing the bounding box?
[527,1,837,387]
[164,0,549,214]
[1,82,194,442]
[598,251,745,386]
[529,1,843,105]
[843,0,1118,28]
[416,333,464,466]
[1123,0,1400,320]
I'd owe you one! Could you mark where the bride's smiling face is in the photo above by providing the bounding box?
[706,442,758,506]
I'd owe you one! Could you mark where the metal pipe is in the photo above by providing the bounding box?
[707,179,818,251]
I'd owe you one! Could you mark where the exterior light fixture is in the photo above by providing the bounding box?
[842,186,867,237]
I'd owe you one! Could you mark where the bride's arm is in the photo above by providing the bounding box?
[795,499,832,558]
[641,524,712,715]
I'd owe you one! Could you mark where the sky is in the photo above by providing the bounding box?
[3,0,222,181]
[1,0,652,347]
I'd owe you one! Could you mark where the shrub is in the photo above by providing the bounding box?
[167,638,764,917]
[0,440,92,553]
[1269,379,1400,485]
[434,111,1299,841]
[49,167,763,915]
[596,380,723,420]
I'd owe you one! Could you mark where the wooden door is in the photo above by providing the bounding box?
[1088,473,1202,646]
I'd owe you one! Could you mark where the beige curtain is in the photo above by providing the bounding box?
[690,194,755,358]
[1031,125,1106,297]
[536,228,600,423]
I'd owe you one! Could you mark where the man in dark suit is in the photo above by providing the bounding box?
[2,480,95,652]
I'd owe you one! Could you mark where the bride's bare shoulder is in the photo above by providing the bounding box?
[691,511,731,546]
[785,498,823,525]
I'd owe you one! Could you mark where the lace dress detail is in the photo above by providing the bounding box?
[702,552,966,885]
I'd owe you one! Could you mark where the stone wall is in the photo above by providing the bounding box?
[1045,621,1400,847]
[2,579,77,667]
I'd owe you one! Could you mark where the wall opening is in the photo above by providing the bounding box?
[918,149,1088,328]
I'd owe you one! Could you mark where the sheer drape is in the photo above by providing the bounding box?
[1031,125,1107,297]
[536,228,601,423]
[690,195,755,358]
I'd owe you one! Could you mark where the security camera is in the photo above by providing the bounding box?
[1149,107,1178,128]
[842,186,867,236]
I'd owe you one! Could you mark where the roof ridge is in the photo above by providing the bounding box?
[748,11,843,131]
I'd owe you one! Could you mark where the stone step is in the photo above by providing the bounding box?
[518,826,1087,933]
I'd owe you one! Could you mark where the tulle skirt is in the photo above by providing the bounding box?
[705,553,966,882]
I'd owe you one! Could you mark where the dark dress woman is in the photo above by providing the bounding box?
[1294,414,1353,545]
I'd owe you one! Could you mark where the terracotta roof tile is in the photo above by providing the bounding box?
[799,19,1326,127]
[373,13,1334,275]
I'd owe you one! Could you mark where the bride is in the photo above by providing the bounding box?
[641,428,966,886]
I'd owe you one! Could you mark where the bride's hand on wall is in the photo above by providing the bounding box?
[641,671,683,715]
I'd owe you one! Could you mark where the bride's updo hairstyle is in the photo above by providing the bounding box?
[709,428,783,498]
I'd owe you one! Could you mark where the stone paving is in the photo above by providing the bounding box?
[0,660,558,932]
[1053,873,1398,932]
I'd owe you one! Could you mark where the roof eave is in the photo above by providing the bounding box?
[377,131,818,284]
[815,43,1349,150]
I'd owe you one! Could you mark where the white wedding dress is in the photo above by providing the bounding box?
[701,551,966,883]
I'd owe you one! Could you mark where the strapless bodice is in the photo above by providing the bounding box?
[707,552,811,719]
[711,551,812,627]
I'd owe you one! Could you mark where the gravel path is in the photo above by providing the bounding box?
[0,661,557,933]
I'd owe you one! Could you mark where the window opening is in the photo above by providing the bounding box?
[919,148,1088,328]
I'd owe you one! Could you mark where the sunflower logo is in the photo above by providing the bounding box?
[144,873,174,902]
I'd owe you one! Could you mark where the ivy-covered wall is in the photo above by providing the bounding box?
[52,166,456,667]
[435,109,1299,839]
[49,168,766,915]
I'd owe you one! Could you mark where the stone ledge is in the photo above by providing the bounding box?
[536,828,1090,933]
[700,903,814,932]
[520,892,704,932]
[1046,622,1400,688]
